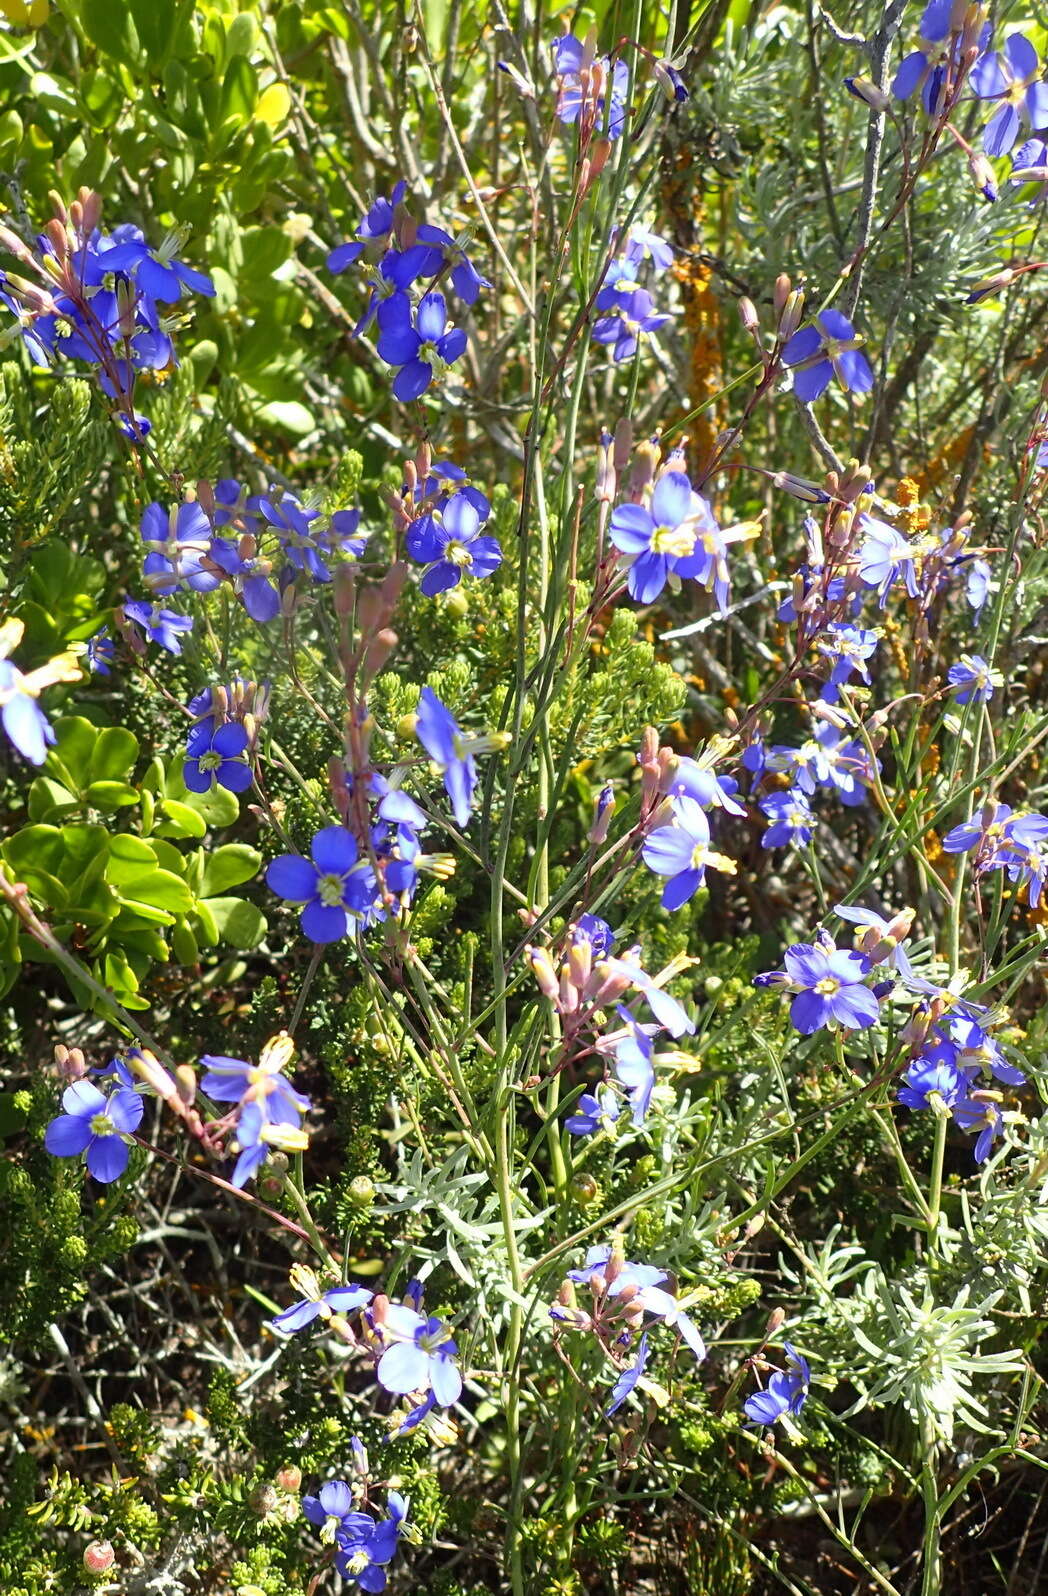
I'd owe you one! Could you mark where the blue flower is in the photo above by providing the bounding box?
[303,1480,361,1544]
[122,598,194,655]
[970,34,1048,157]
[595,260,646,314]
[45,1079,143,1182]
[414,687,477,827]
[376,1305,463,1407]
[783,309,874,402]
[946,653,1000,704]
[183,720,253,794]
[334,1493,408,1591]
[623,226,674,273]
[760,789,816,849]
[857,514,924,599]
[411,224,491,303]
[199,1036,310,1127]
[376,291,467,401]
[405,492,502,594]
[268,1270,374,1334]
[606,1332,649,1415]
[0,659,56,764]
[85,628,115,675]
[565,1084,620,1136]
[760,938,879,1034]
[266,826,376,942]
[140,500,220,596]
[327,181,407,271]
[612,1013,656,1127]
[817,625,879,699]
[207,538,281,623]
[951,1097,1004,1163]
[610,471,710,603]
[948,1015,1026,1086]
[892,0,963,115]
[593,290,670,362]
[965,557,993,616]
[104,230,215,301]
[743,1343,811,1427]
[897,1043,969,1111]
[642,795,734,909]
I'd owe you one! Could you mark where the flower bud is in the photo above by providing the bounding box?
[764,1307,787,1337]
[589,782,615,843]
[844,76,891,113]
[54,1044,88,1081]
[527,945,559,1002]
[348,1175,376,1207]
[83,1541,116,1574]
[249,1483,278,1517]
[652,60,689,102]
[776,289,805,343]
[613,417,633,473]
[738,296,760,336]
[967,150,998,203]
[773,274,792,318]
[175,1064,197,1106]
[966,268,1017,305]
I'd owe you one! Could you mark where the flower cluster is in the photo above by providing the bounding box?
[301,1441,408,1592]
[124,481,369,652]
[898,989,1025,1163]
[743,1342,811,1430]
[199,1033,311,1189]
[265,689,499,942]
[943,800,1048,908]
[593,225,674,362]
[551,1242,706,1416]
[393,455,502,595]
[551,29,630,142]
[0,188,213,434]
[269,1270,462,1440]
[608,436,759,606]
[327,180,487,401]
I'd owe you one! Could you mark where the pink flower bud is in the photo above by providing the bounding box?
[83,1540,116,1574]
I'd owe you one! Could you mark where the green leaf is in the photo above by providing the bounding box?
[114,867,194,915]
[47,716,98,791]
[191,898,219,946]
[27,777,79,822]
[128,0,191,63]
[199,844,261,897]
[89,725,138,782]
[171,922,200,965]
[108,834,159,868]
[219,54,258,128]
[255,398,316,437]
[85,780,139,813]
[4,824,64,875]
[78,0,139,58]
[80,66,125,126]
[205,896,266,950]
[155,799,207,839]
